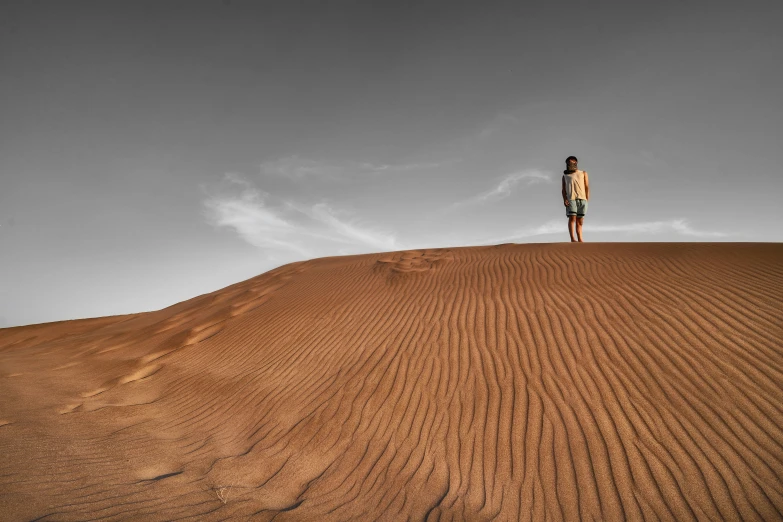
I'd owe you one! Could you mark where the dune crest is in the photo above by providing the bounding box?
[1,243,782,521]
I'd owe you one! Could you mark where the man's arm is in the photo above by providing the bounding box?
[584,171,589,201]
[561,176,568,204]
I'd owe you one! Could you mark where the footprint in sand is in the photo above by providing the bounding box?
[50,361,81,371]
[77,362,163,400]
[58,403,83,415]
[230,290,278,316]
[376,249,455,276]
[228,266,305,317]
[152,311,200,335]
[135,317,228,367]
[118,364,161,385]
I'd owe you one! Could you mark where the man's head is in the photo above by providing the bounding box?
[565,156,578,172]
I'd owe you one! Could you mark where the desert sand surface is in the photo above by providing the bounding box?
[1,242,782,521]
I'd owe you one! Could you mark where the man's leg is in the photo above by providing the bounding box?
[576,217,584,242]
[568,215,577,242]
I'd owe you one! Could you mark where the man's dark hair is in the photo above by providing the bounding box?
[566,156,578,163]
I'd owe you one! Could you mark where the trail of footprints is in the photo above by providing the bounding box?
[61,264,307,414]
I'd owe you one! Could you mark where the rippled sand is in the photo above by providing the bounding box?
[1,243,782,521]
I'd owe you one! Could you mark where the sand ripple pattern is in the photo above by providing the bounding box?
[1,244,782,521]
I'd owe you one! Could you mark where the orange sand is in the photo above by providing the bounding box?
[1,243,782,521]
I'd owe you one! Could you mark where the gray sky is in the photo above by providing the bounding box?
[1,0,781,328]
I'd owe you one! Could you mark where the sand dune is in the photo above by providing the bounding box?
[1,242,782,521]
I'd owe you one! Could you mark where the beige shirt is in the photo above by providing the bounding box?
[563,170,587,200]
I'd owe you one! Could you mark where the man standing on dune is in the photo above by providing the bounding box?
[561,156,589,242]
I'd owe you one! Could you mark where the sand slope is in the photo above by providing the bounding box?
[1,243,782,521]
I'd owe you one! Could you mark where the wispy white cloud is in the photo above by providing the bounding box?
[478,170,552,201]
[260,155,344,181]
[475,218,729,244]
[201,173,403,261]
[201,174,310,257]
[589,219,728,237]
[260,155,458,182]
[284,201,400,251]
[357,159,460,173]
[666,220,728,237]
[446,169,552,211]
